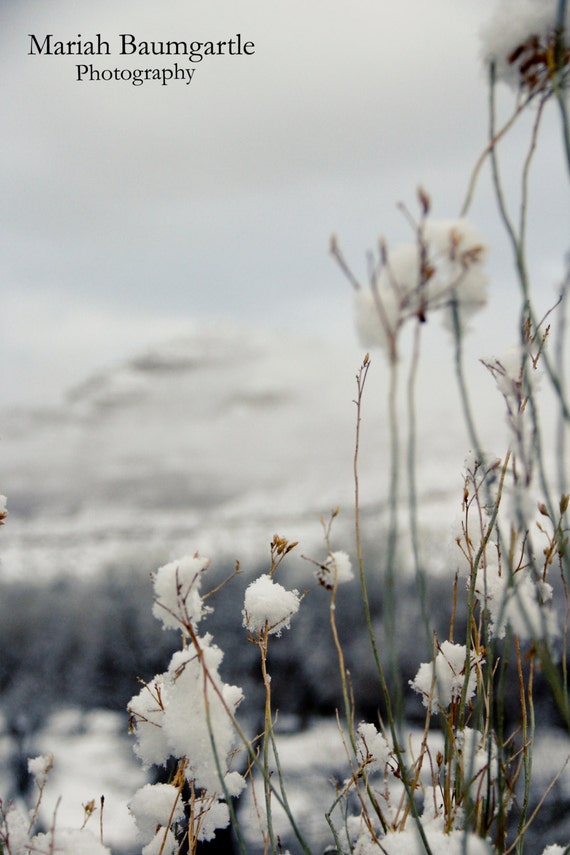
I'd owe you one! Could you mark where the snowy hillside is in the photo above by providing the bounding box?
[0,320,496,583]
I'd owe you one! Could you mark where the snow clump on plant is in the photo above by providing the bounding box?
[242,573,301,636]
[356,722,391,774]
[27,753,53,787]
[152,553,212,633]
[314,549,354,589]
[353,217,487,355]
[127,553,245,851]
[128,635,244,793]
[409,640,485,713]
[129,783,184,840]
[480,0,569,92]
[326,549,353,583]
[141,828,178,855]
[482,343,543,486]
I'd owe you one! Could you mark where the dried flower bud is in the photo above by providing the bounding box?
[418,186,431,215]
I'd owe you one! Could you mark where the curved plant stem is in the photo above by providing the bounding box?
[460,93,534,218]
[488,63,570,420]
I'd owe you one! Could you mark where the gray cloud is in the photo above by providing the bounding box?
[1,0,567,405]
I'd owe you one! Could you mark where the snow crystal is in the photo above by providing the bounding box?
[129,782,184,839]
[409,640,484,713]
[152,553,212,633]
[242,573,301,636]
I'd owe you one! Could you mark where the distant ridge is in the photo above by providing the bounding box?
[0,324,367,580]
[0,321,508,583]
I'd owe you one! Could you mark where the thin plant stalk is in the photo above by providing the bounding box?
[488,63,570,420]
[259,634,279,854]
[240,625,313,855]
[352,356,434,855]
[513,636,534,855]
[184,623,248,854]
[407,317,432,646]
[459,454,511,730]
[322,548,389,835]
[185,621,313,854]
[385,351,404,723]
[555,274,569,498]
[450,298,485,466]
[267,728,310,853]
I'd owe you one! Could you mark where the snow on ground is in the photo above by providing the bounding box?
[239,717,348,853]
[23,711,569,855]
[17,709,146,853]
[0,320,520,584]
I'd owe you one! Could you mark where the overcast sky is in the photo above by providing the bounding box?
[1,0,568,406]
